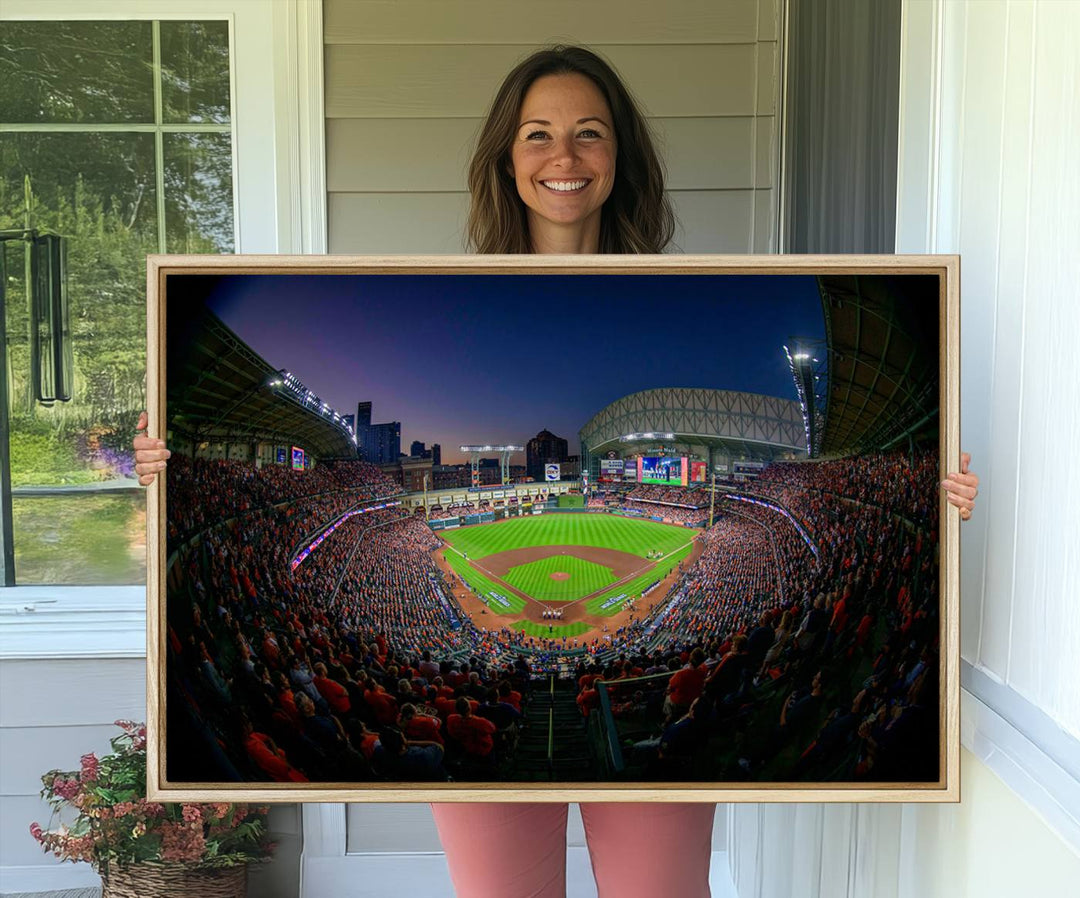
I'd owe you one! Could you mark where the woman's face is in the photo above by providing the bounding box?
[509,73,616,245]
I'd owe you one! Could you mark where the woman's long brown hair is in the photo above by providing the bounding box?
[466,46,675,254]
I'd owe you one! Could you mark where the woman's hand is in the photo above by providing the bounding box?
[133,411,171,486]
[941,451,979,521]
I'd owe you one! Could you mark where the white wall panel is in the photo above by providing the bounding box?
[346,803,444,853]
[0,724,122,796]
[897,0,1080,739]
[1004,2,1080,731]
[953,0,1012,676]
[325,0,761,45]
[328,192,469,253]
[0,659,145,728]
[975,0,1033,679]
[326,44,760,119]
[669,190,757,253]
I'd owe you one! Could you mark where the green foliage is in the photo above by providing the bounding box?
[8,428,93,485]
[1,21,233,490]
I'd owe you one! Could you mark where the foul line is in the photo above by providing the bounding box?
[444,534,700,611]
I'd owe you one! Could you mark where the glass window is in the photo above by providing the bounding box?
[0,20,234,584]
[160,21,231,125]
[0,22,155,124]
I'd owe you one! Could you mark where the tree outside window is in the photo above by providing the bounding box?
[0,20,234,584]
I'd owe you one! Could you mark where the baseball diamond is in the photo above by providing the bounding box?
[438,514,699,634]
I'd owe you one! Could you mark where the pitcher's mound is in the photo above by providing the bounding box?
[550,571,571,581]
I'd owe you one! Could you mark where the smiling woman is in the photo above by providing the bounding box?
[509,73,617,253]
[465,45,674,255]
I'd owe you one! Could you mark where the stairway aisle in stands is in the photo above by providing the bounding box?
[511,676,598,781]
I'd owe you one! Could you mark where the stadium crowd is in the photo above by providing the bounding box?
[166,444,941,783]
[577,449,941,782]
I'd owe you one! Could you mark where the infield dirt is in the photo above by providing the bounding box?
[431,533,704,638]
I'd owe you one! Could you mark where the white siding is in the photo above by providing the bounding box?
[324,0,782,254]
[0,659,145,873]
[897,0,1080,738]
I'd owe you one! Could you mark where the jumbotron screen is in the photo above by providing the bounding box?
[639,456,686,485]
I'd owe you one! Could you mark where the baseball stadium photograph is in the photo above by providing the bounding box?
[156,263,948,791]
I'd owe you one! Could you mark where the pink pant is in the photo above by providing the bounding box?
[431,802,715,898]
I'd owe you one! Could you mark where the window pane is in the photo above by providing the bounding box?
[160,20,232,124]
[2,132,155,584]
[1,132,157,454]
[164,133,235,252]
[1,20,235,586]
[0,21,154,124]
[12,493,146,585]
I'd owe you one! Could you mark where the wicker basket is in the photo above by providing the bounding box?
[100,862,247,898]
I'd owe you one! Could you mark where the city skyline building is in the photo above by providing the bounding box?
[526,429,569,482]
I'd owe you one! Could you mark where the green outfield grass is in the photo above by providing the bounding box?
[440,514,695,610]
[441,513,690,560]
[503,555,616,602]
[584,543,693,616]
[443,548,527,613]
[511,620,591,640]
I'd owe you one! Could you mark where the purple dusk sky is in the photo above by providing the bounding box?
[194,273,825,465]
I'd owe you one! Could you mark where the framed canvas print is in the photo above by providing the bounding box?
[146,254,960,803]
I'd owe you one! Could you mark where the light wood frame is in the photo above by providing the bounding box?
[146,253,960,803]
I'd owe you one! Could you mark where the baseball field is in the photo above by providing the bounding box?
[439,513,696,620]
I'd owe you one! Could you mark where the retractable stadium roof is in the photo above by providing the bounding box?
[166,308,358,460]
[818,274,940,455]
[579,388,806,462]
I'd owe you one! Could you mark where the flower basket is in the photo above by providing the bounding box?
[101,862,247,898]
[100,864,246,898]
[31,721,273,890]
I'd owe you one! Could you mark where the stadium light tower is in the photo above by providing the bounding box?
[460,444,524,486]
[784,342,828,457]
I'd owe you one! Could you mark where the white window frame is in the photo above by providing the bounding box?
[0,0,326,658]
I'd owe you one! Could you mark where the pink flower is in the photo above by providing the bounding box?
[29,822,43,842]
[136,799,166,818]
[112,801,136,818]
[52,777,80,801]
[79,753,99,782]
[181,805,202,824]
[159,821,206,863]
